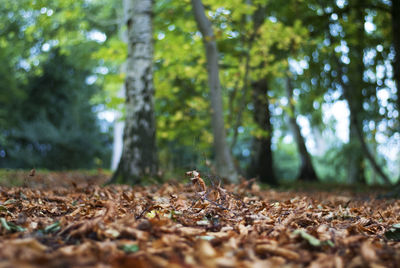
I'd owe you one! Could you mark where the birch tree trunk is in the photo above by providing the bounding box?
[286,76,318,182]
[110,0,157,184]
[191,0,238,183]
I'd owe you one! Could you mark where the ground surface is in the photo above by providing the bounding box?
[0,170,399,267]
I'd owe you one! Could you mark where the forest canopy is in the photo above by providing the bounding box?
[0,0,399,185]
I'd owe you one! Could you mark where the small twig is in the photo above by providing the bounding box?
[344,200,351,208]
[189,196,203,209]
[378,211,385,222]
[204,196,238,216]
[136,205,150,220]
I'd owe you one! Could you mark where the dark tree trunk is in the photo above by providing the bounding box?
[247,78,277,185]
[351,115,392,184]
[344,2,366,184]
[191,0,238,183]
[110,0,158,184]
[286,76,318,182]
[338,1,391,184]
[392,0,400,120]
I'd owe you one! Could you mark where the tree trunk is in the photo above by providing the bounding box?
[345,3,366,184]
[338,1,391,184]
[392,0,400,121]
[110,0,158,184]
[286,76,318,182]
[247,78,277,185]
[191,0,238,183]
[111,106,124,170]
[391,0,400,185]
[351,115,392,184]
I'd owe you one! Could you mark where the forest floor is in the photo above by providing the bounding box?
[0,170,399,267]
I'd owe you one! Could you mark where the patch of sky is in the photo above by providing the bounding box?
[364,15,376,34]
[289,58,308,75]
[280,97,288,106]
[247,103,254,111]
[86,75,97,85]
[376,65,385,80]
[364,49,376,66]
[42,43,50,52]
[269,16,277,23]
[95,66,108,75]
[340,55,350,65]
[329,23,342,37]
[336,0,346,8]
[87,30,107,43]
[157,32,165,40]
[324,63,331,72]
[242,148,250,157]
[275,106,283,116]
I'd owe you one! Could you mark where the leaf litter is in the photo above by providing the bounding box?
[0,170,399,267]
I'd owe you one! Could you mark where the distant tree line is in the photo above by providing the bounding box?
[1,0,399,185]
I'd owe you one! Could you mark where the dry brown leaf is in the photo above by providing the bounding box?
[195,239,217,258]
[255,244,300,261]
[179,226,205,236]
[1,171,400,267]
[360,241,378,263]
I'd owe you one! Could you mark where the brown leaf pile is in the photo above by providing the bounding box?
[0,171,399,267]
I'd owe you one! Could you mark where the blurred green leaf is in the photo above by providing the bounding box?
[293,230,321,247]
[0,218,26,232]
[44,221,61,234]
[385,224,400,241]
[3,199,17,205]
[120,244,140,253]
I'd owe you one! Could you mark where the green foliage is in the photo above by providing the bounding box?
[0,0,398,184]
[273,140,300,181]
[1,50,111,169]
[0,217,26,232]
[385,224,400,241]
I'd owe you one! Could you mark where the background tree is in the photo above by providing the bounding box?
[1,0,399,185]
[286,74,319,182]
[392,0,400,128]
[247,78,277,185]
[0,0,115,169]
[191,0,238,183]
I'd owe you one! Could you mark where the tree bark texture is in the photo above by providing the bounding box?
[392,0,400,129]
[286,76,319,182]
[191,0,238,183]
[247,79,277,185]
[344,3,366,184]
[111,0,158,184]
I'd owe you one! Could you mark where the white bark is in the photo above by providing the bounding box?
[111,0,157,183]
[111,88,125,170]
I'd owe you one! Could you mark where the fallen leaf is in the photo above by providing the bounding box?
[255,244,300,261]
